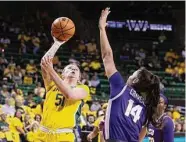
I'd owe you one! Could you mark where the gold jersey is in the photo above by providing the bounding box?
[41,82,89,129]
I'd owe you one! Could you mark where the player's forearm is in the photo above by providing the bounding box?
[100,29,113,59]
[48,68,73,99]
[43,41,62,58]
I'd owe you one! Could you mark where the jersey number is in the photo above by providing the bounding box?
[55,94,65,106]
[124,99,142,123]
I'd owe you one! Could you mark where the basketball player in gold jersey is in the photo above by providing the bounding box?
[35,37,89,142]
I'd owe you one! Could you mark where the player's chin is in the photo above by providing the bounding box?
[68,75,78,80]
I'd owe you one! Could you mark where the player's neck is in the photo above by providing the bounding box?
[64,78,77,88]
[156,111,166,119]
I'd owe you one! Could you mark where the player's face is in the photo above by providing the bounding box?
[63,64,80,81]
[127,69,140,85]
[157,97,167,113]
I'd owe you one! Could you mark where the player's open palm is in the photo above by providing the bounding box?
[99,7,111,30]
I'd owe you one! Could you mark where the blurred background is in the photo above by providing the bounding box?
[0,1,185,142]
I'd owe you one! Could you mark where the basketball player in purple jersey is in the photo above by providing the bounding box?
[99,7,160,142]
[139,93,174,142]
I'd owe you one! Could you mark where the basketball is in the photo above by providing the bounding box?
[51,17,75,41]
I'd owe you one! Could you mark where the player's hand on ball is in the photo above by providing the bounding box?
[41,56,53,71]
[52,36,66,46]
[99,7,111,30]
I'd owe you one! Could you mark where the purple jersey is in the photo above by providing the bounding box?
[104,72,147,141]
[148,113,174,142]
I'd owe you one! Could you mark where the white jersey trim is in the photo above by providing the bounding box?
[110,85,127,101]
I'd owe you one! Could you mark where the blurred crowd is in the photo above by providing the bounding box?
[0,1,185,142]
[119,40,185,83]
[167,106,185,133]
[0,30,185,142]
[164,48,185,82]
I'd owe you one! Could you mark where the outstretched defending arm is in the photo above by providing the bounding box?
[99,7,117,78]
[99,8,125,99]
[40,39,65,90]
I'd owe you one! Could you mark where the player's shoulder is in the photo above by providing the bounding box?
[163,115,173,122]
[163,115,174,126]
[46,81,56,92]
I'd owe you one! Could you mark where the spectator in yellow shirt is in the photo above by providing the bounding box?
[87,105,107,142]
[15,96,33,118]
[3,65,14,80]
[34,82,45,98]
[23,114,32,133]
[26,122,39,142]
[18,32,27,43]
[9,109,26,142]
[23,73,33,85]
[81,59,90,72]
[87,115,104,142]
[89,59,101,73]
[26,60,37,74]
[165,65,174,75]
[82,103,91,119]
[0,109,12,141]
[172,106,181,121]
[165,49,176,59]
[78,40,86,53]
[86,38,97,55]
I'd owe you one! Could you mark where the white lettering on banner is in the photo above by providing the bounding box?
[107,20,172,31]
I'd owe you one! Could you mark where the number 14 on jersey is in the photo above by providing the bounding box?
[125,99,143,123]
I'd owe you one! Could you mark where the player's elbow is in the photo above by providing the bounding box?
[68,90,87,100]
[67,93,85,100]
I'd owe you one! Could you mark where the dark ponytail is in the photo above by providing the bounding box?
[130,68,160,126]
[145,75,160,126]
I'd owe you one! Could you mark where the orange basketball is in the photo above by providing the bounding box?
[51,17,75,41]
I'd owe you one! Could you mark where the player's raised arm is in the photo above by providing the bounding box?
[99,7,117,78]
[40,38,65,90]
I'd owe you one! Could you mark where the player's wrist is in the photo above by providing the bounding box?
[99,27,106,32]
[53,41,62,47]
[47,66,55,74]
